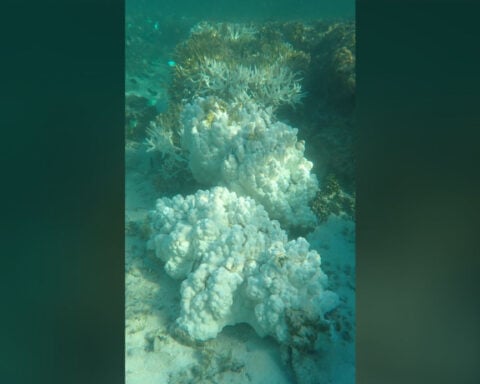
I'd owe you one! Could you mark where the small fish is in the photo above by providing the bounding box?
[167,60,176,68]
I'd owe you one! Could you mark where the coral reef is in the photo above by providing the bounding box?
[311,174,355,222]
[126,18,355,384]
[148,187,338,349]
[169,21,310,107]
[183,57,304,108]
[143,19,357,193]
[309,21,355,114]
[143,21,330,229]
[180,96,318,229]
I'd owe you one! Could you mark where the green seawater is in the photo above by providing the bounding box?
[127,0,354,21]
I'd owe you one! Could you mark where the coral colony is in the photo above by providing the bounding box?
[148,187,338,350]
[146,22,339,351]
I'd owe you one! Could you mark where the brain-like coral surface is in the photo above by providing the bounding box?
[148,187,338,348]
[181,96,319,229]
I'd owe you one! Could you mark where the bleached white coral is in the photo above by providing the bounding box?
[145,122,188,180]
[190,21,258,42]
[180,96,318,229]
[148,187,338,347]
[146,122,184,157]
[187,58,304,108]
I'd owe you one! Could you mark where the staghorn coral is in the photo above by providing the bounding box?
[185,57,305,108]
[169,21,310,106]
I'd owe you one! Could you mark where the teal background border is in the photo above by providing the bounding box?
[357,1,480,383]
[1,1,124,382]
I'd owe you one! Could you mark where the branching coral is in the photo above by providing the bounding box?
[145,121,189,183]
[169,21,310,106]
[190,22,258,42]
[183,57,305,108]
